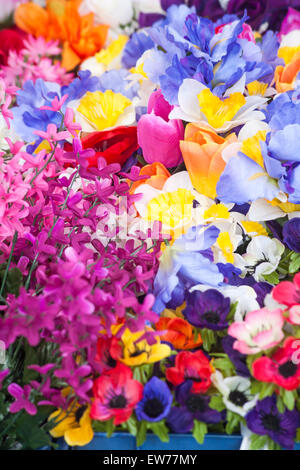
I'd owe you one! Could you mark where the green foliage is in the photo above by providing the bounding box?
[250,433,268,450]
[281,390,296,411]
[225,411,241,434]
[149,421,169,442]
[209,395,226,412]
[136,420,147,447]
[193,420,207,445]
[262,271,279,285]
[289,253,300,274]
[213,356,235,377]
[201,328,217,352]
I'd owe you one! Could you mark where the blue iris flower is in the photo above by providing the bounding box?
[136,377,173,422]
[62,70,101,104]
[122,32,154,69]
[153,225,224,314]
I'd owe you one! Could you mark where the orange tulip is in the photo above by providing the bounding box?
[156,317,202,350]
[14,0,108,71]
[180,123,237,199]
[129,162,171,194]
[275,50,300,93]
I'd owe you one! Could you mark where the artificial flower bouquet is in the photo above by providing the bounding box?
[1,0,300,452]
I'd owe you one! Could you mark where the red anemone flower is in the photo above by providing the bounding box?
[81,126,138,167]
[90,363,143,425]
[252,337,300,390]
[95,336,122,373]
[166,350,213,393]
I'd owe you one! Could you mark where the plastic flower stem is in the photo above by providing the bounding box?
[25,253,39,290]
[0,230,18,298]
[0,410,22,439]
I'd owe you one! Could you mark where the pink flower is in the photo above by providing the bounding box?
[7,383,37,415]
[272,273,300,325]
[40,94,68,112]
[137,90,184,168]
[228,308,285,355]
[279,7,300,39]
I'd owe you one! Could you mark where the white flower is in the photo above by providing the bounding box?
[212,371,258,417]
[79,0,134,30]
[240,423,269,450]
[169,78,267,133]
[240,235,285,281]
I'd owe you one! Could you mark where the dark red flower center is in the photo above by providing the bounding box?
[104,351,117,368]
[262,413,281,432]
[229,390,248,407]
[186,394,206,413]
[109,394,127,409]
[143,398,164,418]
[278,360,298,379]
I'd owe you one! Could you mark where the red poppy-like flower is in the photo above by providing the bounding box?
[166,350,213,393]
[252,337,300,390]
[90,363,143,425]
[95,336,122,373]
[272,272,300,325]
[0,28,26,65]
[155,317,202,350]
[81,126,138,167]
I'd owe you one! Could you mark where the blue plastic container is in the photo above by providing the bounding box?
[60,433,300,451]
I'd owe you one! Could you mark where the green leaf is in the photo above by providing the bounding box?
[250,381,262,395]
[225,411,241,435]
[126,416,137,436]
[227,301,238,323]
[201,329,217,352]
[149,421,169,443]
[136,420,147,447]
[193,420,207,445]
[289,253,300,274]
[276,395,285,414]
[15,412,53,450]
[209,395,226,412]
[262,271,279,285]
[105,418,115,438]
[250,433,268,450]
[259,382,275,399]
[213,357,234,376]
[282,390,295,411]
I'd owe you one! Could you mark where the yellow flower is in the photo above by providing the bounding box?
[204,203,230,221]
[241,221,268,237]
[77,90,131,131]
[278,46,300,64]
[95,35,128,66]
[120,329,171,366]
[269,199,300,213]
[146,188,195,239]
[247,81,268,96]
[241,130,267,168]
[197,89,246,129]
[216,231,234,263]
[49,403,93,447]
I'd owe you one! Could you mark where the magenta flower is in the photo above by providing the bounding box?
[137,90,184,168]
[8,383,37,415]
[279,7,300,38]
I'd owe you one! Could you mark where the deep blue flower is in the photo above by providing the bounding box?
[166,381,224,433]
[222,335,250,378]
[122,32,154,69]
[136,377,173,422]
[183,289,231,330]
[283,218,300,253]
[245,395,300,450]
